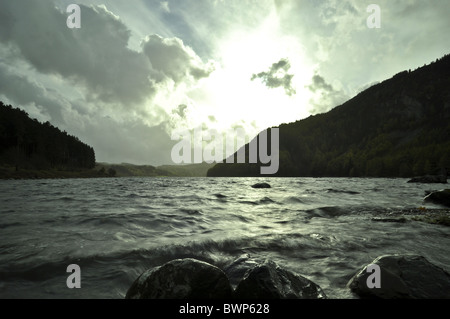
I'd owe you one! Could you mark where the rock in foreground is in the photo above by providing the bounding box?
[424,189,450,207]
[223,254,259,289]
[127,257,327,299]
[347,255,450,299]
[126,258,232,299]
[234,260,327,299]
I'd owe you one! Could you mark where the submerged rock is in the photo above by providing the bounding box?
[371,217,407,223]
[234,260,327,299]
[326,188,360,195]
[347,255,450,299]
[251,182,271,189]
[408,175,447,183]
[125,258,233,299]
[424,189,450,207]
[408,169,447,184]
[214,193,227,198]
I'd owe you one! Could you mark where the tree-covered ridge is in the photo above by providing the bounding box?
[208,54,450,177]
[0,102,95,170]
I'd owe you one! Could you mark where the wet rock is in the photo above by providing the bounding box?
[251,182,271,189]
[371,217,407,223]
[223,254,259,289]
[347,255,450,299]
[326,188,360,195]
[234,260,327,299]
[125,258,233,299]
[424,189,450,207]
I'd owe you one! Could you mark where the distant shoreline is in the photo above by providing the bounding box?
[0,162,215,179]
[0,165,112,180]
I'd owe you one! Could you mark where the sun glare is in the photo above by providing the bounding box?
[189,12,314,135]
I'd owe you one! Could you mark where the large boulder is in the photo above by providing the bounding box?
[424,189,450,207]
[125,258,233,299]
[234,260,327,299]
[223,254,259,289]
[347,255,450,299]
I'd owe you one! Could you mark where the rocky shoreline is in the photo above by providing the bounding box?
[126,254,450,299]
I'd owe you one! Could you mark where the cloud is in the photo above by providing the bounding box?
[82,117,178,165]
[142,34,215,85]
[0,1,215,111]
[0,63,67,124]
[251,58,296,96]
[356,81,380,94]
[307,74,335,93]
[160,1,171,13]
[172,104,188,118]
[306,73,349,114]
[0,1,157,107]
[275,0,450,94]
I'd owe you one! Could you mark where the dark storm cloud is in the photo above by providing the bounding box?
[0,1,214,108]
[0,1,155,107]
[251,58,296,96]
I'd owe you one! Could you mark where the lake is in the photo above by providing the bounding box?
[0,177,449,298]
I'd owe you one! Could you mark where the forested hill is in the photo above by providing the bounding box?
[208,54,450,177]
[0,102,95,171]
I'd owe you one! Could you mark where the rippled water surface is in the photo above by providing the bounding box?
[0,177,449,298]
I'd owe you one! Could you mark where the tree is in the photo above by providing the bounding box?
[108,168,116,177]
[0,101,96,171]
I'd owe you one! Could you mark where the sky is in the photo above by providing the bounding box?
[0,0,449,165]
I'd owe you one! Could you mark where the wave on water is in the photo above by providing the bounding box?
[304,206,353,218]
[259,196,276,204]
[179,208,204,216]
[0,231,339,280]
[282,196,305,204]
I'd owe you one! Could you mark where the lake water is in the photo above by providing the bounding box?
[0,177,449,299]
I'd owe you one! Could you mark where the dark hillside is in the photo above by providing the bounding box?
[0,102,95,172]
